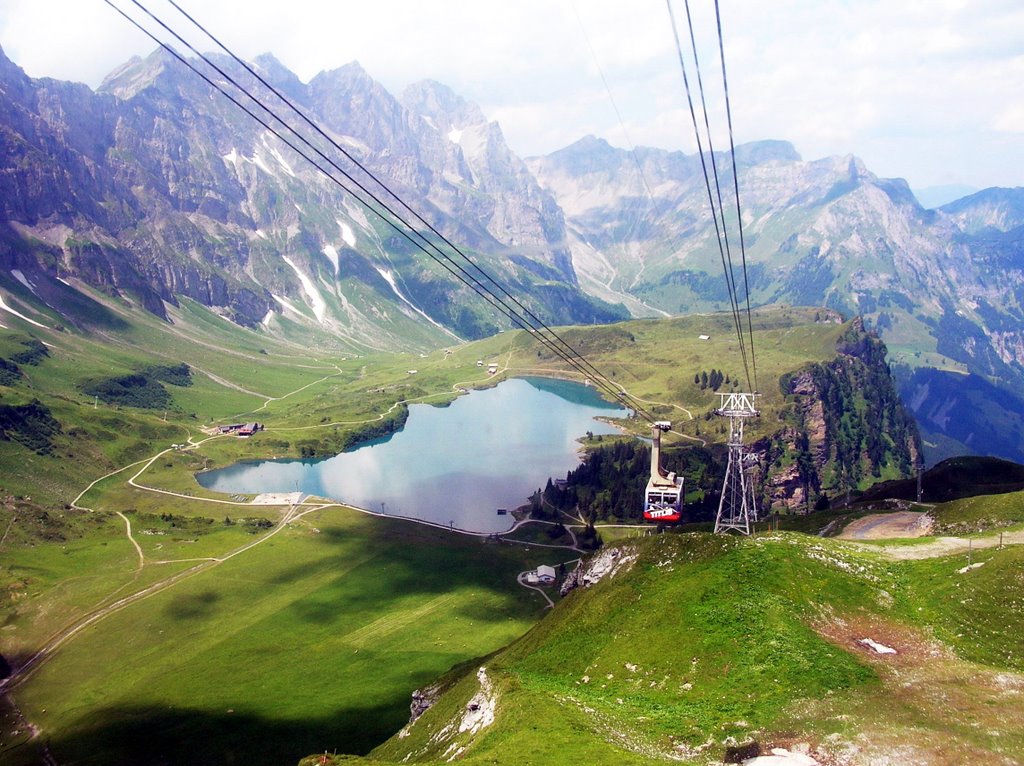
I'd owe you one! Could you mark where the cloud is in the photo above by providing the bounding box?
[995,105,1024,134]
[1,0,1022,188]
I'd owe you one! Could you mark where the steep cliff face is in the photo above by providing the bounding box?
[0,46,624,349]
[400,80,576,284]
[760,320,920,510]
[529,316,918,521]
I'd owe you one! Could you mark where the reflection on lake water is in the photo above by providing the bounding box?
[197,377,628,533]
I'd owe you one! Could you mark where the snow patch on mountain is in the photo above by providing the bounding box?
[0,295,47,328]
[374,266,457,338]
[338,134,370,154]
[282,256,327,323]
[269,145,296,177]
[250,150,273,176]
[322,244,339,274]
[11,270,36,295]
[338,220,357,248]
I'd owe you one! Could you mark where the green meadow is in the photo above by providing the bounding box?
[7,297,1014,766]
[370,530,1024,765]
[6,507,558,765]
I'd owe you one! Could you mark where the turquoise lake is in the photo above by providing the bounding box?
[196,377,629,533]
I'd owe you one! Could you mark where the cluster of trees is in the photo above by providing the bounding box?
[81,373,173,410]
[0,358,22,386]
[0,338,50,387]
[293,405,411,459]
[143,363,193,387]
[0,399,62,455]
[80,362,192,410]
[694,369,730,391]
[533,440,725,525]
[9,339,48,366]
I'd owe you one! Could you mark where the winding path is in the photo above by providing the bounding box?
[116,511,144,571]
[25,359,689,695]
[0,499,330,692]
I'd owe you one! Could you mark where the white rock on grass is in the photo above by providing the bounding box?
[744,747,820,765]
[858,638,897,655]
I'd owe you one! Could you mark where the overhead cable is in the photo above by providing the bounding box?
[665,0,752,391]
[713,0,757,391]
[104,0,659,422]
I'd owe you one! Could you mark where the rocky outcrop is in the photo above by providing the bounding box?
[757,321,920,510]
[559,544,638,596]
[408,680,445,726]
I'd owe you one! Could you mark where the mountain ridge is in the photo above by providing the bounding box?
[2,44,1023,461]
[0,45,624,352]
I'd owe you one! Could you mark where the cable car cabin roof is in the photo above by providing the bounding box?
[646,475,682,491]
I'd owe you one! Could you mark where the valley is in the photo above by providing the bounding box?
[1,293,1022,765]
[0,27,1022,766]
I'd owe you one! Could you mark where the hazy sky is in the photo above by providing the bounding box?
[2,0,1022,191]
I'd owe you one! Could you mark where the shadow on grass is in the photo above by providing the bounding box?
[47,702,402,766]
[266,521,540,629]
[29,517,545,765]
[164,590,221,621]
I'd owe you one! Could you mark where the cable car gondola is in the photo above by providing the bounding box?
[644,421,683,522]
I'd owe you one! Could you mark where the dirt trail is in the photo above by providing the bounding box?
[866,529,1024,560]
[839,511,931,540]
[840,511,1024,560]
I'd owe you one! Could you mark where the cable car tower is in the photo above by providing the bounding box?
[644,421,684,523]
[714,392,760,534]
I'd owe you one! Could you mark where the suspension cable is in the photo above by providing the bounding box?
[103,0,660,422]
[665,0,752,390]
[713,0,757,391]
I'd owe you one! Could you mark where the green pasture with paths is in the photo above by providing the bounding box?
[8,506,551,766]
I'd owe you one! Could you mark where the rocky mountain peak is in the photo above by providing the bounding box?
[251,52,308,104]
[733,139,801,166]
[401,79,486,131]
[98,47,182,100]
[940,186,1024,234]
[538,134,623,175]
[0,43,33,102]
[0,44,23,76]
[309,60,374,93]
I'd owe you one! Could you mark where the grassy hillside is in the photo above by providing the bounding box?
[0,299,929,766]
[362,531,1024,765]
[859,455,1024,505]
[4,507,558,766]
[930,488,1024,535]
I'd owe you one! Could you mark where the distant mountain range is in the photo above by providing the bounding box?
[527,137,1024,463]
[0,45,1022,462]
[912,184,979,209]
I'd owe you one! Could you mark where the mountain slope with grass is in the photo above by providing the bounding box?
[342,527,1024,766]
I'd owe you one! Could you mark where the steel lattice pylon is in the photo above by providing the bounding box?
[714,392,760,535]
